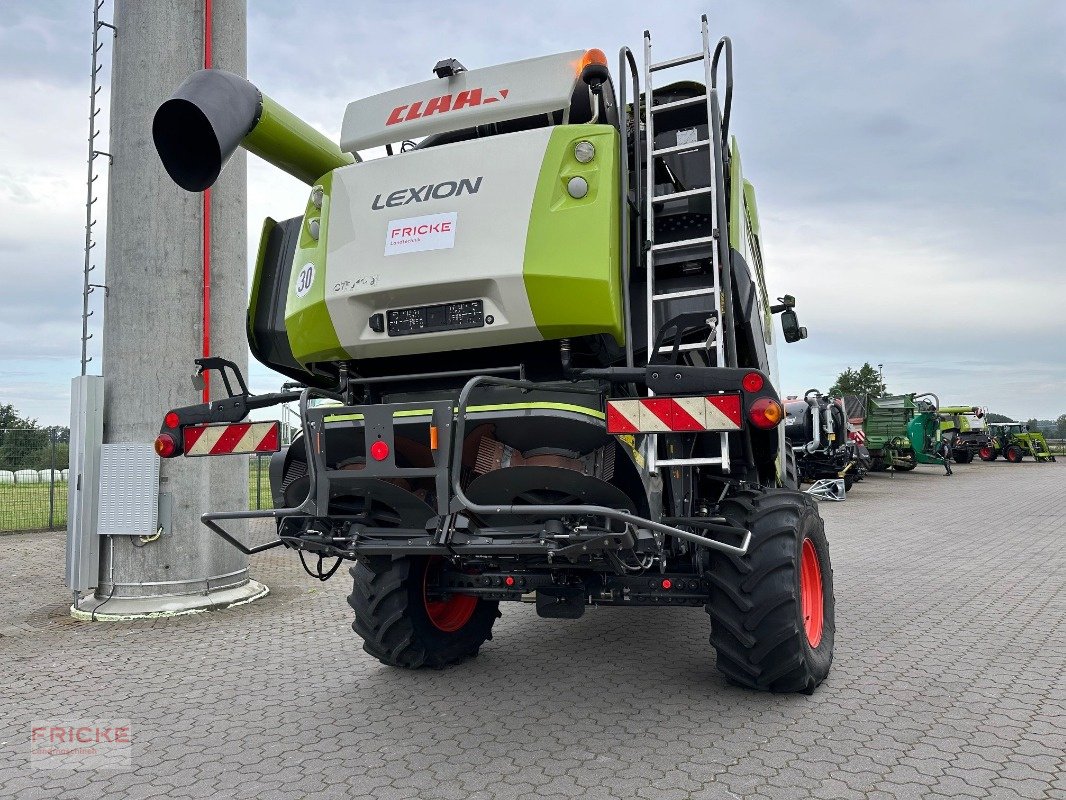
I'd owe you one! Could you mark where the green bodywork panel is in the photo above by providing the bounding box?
[938,406,982,434]
[864,395,916,465]
[729,138,744,249]
[285,170,350,365]
[523,125,624,344]
[244,95,356,186]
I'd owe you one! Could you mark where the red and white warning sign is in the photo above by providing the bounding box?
[606,395,743,434]
[182,421,281,457]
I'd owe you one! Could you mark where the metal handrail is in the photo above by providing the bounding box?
[617,45,643,370]
[448,375,751,555]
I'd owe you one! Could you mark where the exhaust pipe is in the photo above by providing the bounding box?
[153,69,355,192]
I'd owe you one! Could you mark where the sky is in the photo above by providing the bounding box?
[1,0,1064,426]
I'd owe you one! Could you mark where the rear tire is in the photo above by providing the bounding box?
[348,556,499,668]
[979,446,996,461]
[953,448,974,464]
[1005,445,1024,463]
[706,488,835,693]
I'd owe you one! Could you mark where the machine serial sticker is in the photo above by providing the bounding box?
[384,212,457,256]
[294,263,315,298]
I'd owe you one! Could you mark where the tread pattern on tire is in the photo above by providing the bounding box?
[347,556,498,669]
[706,488,835,693]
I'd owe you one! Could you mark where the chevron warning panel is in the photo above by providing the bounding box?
[606,395,742,434]
[182,421,281,457]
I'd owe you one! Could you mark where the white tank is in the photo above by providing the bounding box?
[15,469,40,484]
[0,470,14,484]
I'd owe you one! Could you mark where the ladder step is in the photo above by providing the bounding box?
[650,53,704,71]
[654,186,712,202]
[652,287,715,301]
[652,139,710,157]
[650,235,715,252]
[656,456,724,469]
[650,96,706,114]
[655,342,708,354]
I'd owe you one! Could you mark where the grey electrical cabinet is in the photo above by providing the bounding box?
[66,375,105,592]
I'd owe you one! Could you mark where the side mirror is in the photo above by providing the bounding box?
[781,309,807,343]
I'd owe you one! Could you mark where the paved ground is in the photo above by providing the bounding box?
[1,460,1063,799]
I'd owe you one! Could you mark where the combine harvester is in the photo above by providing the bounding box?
[150,18,835,692]
[938,405,985,463]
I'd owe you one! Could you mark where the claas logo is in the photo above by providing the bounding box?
[386,88,510,126]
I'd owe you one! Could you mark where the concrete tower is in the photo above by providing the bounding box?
[78,0,265,616]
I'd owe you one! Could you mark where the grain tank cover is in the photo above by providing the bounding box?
[281,123,623,366]
[340,51,586,152]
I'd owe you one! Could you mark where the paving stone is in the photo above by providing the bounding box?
[1,460,1062,799]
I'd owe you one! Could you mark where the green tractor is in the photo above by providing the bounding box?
[863,393,953,474]
[977,422,1056,463]
[149,18,836,692]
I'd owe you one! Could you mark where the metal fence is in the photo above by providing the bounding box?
[250,453,273,510]
[0,428,68,532]
[1,428,275,533]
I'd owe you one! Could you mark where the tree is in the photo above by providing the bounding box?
[0,403,36,430]
[1025,418,1040,432]
[984,412,1014,423]
[1056,414,1066,439]
[829,363,887,398]
[0,405,67,472]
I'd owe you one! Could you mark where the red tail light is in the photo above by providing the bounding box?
[749,397,783,430]
[370,440,390,461]
[164,411,180,429]
[741,372,764,393]
[154,433,177,458]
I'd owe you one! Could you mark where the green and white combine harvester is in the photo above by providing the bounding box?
[938,405,984,464]
[151,18,835,692]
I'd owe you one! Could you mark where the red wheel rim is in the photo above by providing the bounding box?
[979,447,992,460]
[423,558,477,632]
[799,538,824,648]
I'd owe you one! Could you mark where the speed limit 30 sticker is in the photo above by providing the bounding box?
[294,263,315,297]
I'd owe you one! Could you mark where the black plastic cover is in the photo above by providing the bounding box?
[249,216,334,388]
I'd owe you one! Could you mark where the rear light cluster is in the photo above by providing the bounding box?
[155,409,182,458]
[743,372,783,430]
[154,433,177,458]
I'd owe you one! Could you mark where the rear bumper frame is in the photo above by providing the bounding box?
[199,371,756,558]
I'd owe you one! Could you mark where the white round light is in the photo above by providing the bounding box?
[310,186,324,209]
[567,176,589,199]
[574,141,596,163]
[308,218,320,240]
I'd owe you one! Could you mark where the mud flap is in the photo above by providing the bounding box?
[536,587,586,619]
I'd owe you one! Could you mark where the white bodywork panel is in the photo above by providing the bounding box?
[325,128,552,358]
[340,51,584,152]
